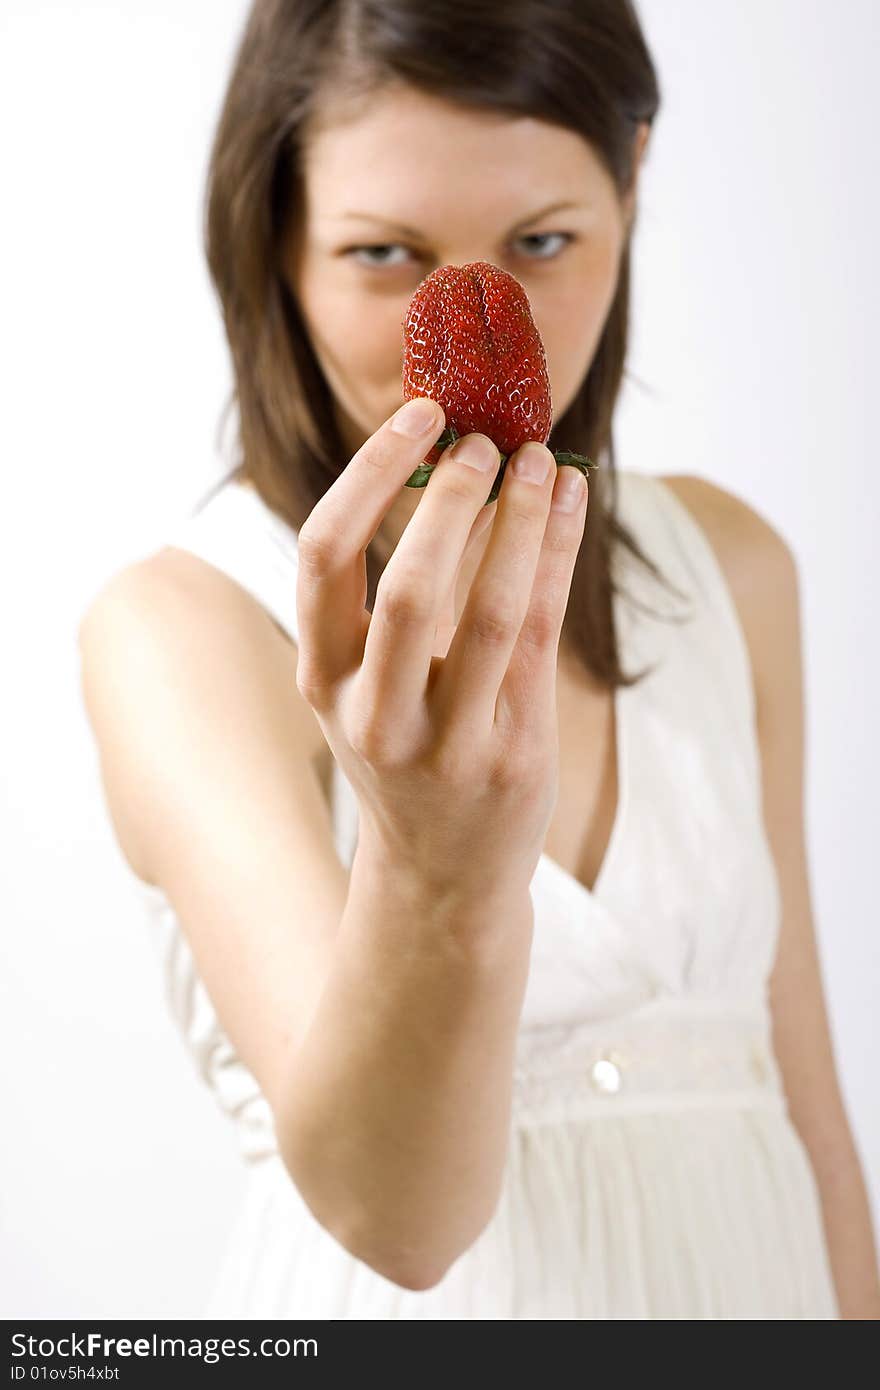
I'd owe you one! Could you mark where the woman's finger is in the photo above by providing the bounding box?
[356,433,501,739]
[294,398,444,697]
[494,465,589,738]
[431,441,559,738]
[433,502,497,660]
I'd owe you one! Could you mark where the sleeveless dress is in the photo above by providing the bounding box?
[121,469,840,1319]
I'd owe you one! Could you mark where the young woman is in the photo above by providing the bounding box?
[78,0,879,1318]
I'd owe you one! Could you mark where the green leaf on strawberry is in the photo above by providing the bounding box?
[404,427,598,507]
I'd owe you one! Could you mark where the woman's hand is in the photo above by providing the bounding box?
[294,397,589,906]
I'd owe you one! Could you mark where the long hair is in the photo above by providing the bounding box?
[202,0,689,688]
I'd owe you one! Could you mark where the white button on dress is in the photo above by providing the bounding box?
[590,1049,627,1094]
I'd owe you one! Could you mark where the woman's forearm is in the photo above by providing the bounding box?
[274,840,534,1291]
[812,1136,880,1318]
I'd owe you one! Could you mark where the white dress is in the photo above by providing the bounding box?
[122,469,840,1319]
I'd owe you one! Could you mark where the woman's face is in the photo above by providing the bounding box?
[285,83,647,553]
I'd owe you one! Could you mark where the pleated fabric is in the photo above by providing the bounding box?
[201,1101,836,1320]
[122,467,839,1319]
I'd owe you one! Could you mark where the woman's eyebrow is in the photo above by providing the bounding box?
[337,200,586,238]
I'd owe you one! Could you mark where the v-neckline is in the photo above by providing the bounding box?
[537,677,629,906]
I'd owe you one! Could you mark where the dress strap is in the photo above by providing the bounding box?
[164,480,301,644]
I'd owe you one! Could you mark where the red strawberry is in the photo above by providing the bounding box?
[400,260,595,503]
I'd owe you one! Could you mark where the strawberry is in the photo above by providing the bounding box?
[400,260,596,503]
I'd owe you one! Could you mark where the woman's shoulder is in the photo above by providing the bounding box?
[655,472,794,714]
[78,542,327,885]
[657,473,790,616]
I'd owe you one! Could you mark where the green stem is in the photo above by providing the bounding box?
[403,426,598,506]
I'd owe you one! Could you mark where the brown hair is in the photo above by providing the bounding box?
[201,0,689,688]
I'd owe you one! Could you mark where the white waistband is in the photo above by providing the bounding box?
[511,1002,786,1126]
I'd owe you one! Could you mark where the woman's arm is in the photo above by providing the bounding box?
[276,845,534,1292]
[79,557,534,1296]
[664,475,880,1318]
[751,531,880,1318]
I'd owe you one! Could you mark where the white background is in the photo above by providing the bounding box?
[1,0,877,1317]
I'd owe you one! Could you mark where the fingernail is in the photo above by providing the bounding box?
[551,465,587,513]
[447,434,499,473]
[512,442,552,485]
[391,398,439,437]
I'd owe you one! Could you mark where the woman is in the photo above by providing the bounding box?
[78,0,879,1317]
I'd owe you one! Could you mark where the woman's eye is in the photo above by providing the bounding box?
[345,232,574,270]
[515,232,574,260]
[346,243,412,269]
